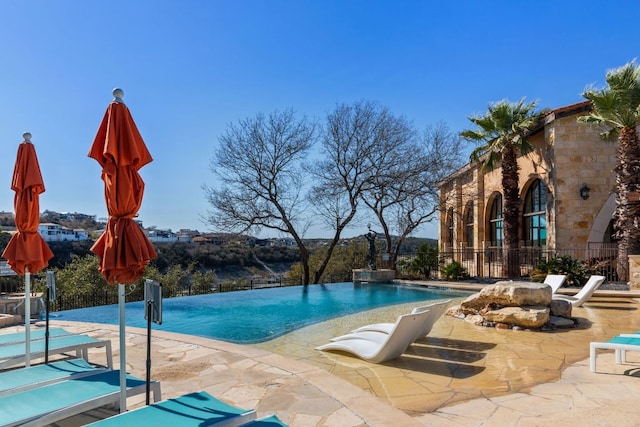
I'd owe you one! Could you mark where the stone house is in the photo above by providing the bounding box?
[437,101,620,279]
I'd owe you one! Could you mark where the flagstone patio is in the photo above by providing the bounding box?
[2,286,640,426]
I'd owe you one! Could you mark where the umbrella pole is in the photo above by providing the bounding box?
[146,300,152,405]
[119,283,127,412]
[25,267,31,368]
[45,282,50,364]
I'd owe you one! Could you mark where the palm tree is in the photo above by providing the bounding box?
[579,60,640,282]
[461,98,546,278]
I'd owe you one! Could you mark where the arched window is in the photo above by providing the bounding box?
[446,207,454,246]
[604,219,617,243]
[489,194,503,247]
[523,179,547,247]
[464,201,474,248]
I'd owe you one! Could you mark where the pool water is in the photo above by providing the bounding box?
[54,282,466,343]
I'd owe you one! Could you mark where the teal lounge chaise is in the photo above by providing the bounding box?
[85,390,258,427]
[0,369,160,427]
[0,358,107,397]
[0,328,72,346]
[0,334,113,369]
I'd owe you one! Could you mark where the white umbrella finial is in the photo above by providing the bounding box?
[113,88,124,103]
[23,132,32,142]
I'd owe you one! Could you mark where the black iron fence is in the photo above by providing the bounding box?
[435,246,619,282]
[49,276,312,312]
[32,244,622,313]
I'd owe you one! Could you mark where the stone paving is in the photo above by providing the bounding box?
[2,288,640,426]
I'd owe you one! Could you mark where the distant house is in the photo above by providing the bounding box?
[251,237,295,247]
[38,223,89,242]
[58,212,97,222]
[192,233,226,245]
[175,229,200,243]
[146,228,178,243]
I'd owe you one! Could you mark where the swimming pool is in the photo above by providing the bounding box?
[54,282,467,343]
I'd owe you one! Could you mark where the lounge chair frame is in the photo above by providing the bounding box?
[0,334,113,369]
[590,335,640,373]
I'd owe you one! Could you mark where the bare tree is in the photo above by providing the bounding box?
[308,100,411,282]
[363,122,466,267]
[204,109,317,284]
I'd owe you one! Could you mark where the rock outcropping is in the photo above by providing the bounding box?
[448,281,573,330]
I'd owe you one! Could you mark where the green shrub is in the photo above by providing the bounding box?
[396,244,441,279]
[531,255,589,287]
[441,261,469,281]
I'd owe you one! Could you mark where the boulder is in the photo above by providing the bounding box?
[483,306,550,329]
[548,315,576,328]
[464,314,485,326]
[460,281,551,314]
[549,299,572,318]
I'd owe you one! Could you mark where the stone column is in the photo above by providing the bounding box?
[629,255,640,290]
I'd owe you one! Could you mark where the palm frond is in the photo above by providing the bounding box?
[600,128,619,141]
[462,97,543,166]
[582,60,640,129]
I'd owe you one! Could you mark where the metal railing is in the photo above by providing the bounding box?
[437,246,619,282]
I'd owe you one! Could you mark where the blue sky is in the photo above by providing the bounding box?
[0,1,638,239]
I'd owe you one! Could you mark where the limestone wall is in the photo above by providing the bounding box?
[552,114,616,248]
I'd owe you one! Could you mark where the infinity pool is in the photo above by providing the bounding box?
[54,282,467,343]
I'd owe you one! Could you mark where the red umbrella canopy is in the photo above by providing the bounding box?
[2,133,54,275]
[89,91,157,285]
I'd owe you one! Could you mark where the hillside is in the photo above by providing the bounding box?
[0,210,438,281]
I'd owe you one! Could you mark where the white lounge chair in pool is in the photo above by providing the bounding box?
[590,334,640,373]
[0,369,160,427]
[544,274,567,293]
[0,333,113,369]
[552,275,606,307]
[85,390,257,427]
[334,299,451,343]
[316,309,432,363]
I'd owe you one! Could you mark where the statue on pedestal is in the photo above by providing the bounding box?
[365,224,377,270]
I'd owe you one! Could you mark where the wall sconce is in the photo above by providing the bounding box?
[579,183,590,200]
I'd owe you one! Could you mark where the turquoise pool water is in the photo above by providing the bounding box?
[54,282,467,343]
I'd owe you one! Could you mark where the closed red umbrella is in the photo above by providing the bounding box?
[2,132,54,367]
[89,88,156,410]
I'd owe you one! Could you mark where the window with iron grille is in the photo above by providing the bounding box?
[523,179,547,247]
[489,194,503,247]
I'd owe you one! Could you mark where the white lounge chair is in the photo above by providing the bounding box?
[543,274,567,293]
[335,299,451,342]
[316,309,432,363]
[590,334,640,372]
[552,275,605,307]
